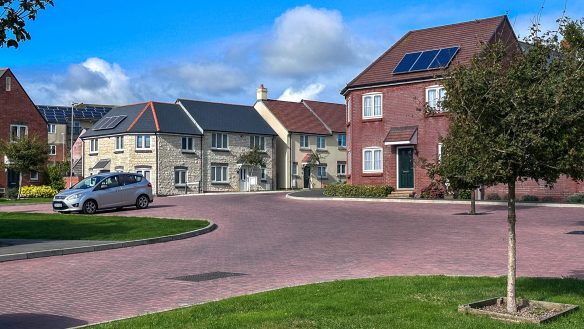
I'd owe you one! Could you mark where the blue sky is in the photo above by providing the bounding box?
[2,0,583,105]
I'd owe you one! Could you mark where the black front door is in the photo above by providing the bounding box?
[303,166,310,188]
[7,170,19,188]
[398,148,414,189]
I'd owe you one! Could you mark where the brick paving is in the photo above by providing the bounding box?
[0,193,582,328]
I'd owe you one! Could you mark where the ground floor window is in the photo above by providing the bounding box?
[136,168,151,181]
[30,171,39,181]
[175,168,187,186]
[337,161,346,176]
[211,165,228,183]
[317,165,327,178]
[260,167,267,181]
[292,162,298,176]
[363,147,382,172]
[48,145,57,155]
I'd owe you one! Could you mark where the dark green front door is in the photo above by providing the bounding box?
[7,169,19,188]
[398,148,414,189]
[303,166,310,188]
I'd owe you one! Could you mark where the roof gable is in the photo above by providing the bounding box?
[344,16,513,92]
[177,99,275,135]
[262,99,330,135]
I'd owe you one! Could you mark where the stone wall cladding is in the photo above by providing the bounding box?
[157,135,202,196]
[202,133,274,192]
[346,82,449,194]
[84,135,158,193]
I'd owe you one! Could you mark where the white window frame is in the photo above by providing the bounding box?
[89,139,99,154]
[362,93,382,119]
[174,168,187,186]
[250,135,266,151]
[316,136,326,150]
[6,76,11,91]
[48,124,56,134]
[337,134,346,148]
[135,135,151,150]
[363,147,383,173]
[438,143,443,162]
[299,135,309,149]
[292,162,298,176]
[30,170,39,181]
[426,85,446,112]
[317,165,327,178]
[48,144,57,155]
[10,124,27,141]
[211,133,229,150]
[211,165,229,183]
[136,168,151,181]
[115,136,124,151]
[182,136,194,152]
[346,97,351,123]
[337,162,346,176]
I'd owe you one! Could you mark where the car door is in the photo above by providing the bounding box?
[93,175,123,209]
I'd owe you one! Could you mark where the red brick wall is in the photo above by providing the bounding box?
[0,69,48,188]
[48,144,67,163]
[346,81,449,193]
[485,177,584,201]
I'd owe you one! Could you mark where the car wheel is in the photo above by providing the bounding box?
[136,195,149,209]
[82,200,98,214]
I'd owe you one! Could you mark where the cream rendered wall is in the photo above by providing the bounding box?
[47,123,66,144]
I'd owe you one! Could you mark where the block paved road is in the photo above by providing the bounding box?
[0,193,582,328]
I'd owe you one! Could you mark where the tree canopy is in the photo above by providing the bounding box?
[0,0,53,48]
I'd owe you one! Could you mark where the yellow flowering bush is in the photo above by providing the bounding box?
[20,185,58,198]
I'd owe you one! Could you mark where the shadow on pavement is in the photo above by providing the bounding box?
[0,313,87,329]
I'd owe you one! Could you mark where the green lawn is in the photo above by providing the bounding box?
[0,198,52,204]
[0,212,209,241]
[89,276,582,329]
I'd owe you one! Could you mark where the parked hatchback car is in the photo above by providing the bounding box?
[52,172,154,214]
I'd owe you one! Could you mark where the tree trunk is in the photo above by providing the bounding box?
[470,189,476,215]
[17,172,22,199]
[506,181,517,313]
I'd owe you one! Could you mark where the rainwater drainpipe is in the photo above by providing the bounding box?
[200,135,204,193]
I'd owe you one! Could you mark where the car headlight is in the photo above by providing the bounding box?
[65,193,84,201]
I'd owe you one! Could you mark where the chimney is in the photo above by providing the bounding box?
[256,84,268,101]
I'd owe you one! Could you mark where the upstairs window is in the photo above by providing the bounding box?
[10,125,27,141]
[337,134,346,148]
[115,136,124,151]
[48,124,56,134]
[136,135,151,150]
[212,133,228,150]
[299,135,309,149]
[316,136,326,150]
[182,137,194,151]
[89,139,99,154]
[363,93,382,119]
[426,86,446,112]
[5,76,11,91]
[250,135,265,151]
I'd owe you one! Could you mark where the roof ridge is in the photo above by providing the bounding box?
[177,98,251,108]
[302,99,344,106]
[408,15,506,34]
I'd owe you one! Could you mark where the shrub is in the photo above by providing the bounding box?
[6,188,19,199]
[454,190,472,200]
[521,194,539,202]
[486,193,501,200]
[541,196,555,203]
[324,184,394,198]
[420,181,446,199]
[566,193,584,204]
[19,185,58,198]
[47,162,69,191]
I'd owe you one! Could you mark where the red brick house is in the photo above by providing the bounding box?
[343,15,584,200]
[0,69,48,192]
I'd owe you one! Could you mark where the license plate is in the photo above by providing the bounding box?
[53,202,63,208]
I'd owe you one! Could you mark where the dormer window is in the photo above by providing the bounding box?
[426,86,446,112]
[5,77,11,91]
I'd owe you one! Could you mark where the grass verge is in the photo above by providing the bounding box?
[0,212,209,241]
[89,276,582,329]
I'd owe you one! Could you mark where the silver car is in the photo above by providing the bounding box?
[52,172,154,214]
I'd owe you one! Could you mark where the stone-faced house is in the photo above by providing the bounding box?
[0,68,48,192]
[82,100,276,195]
[254,85,347,189]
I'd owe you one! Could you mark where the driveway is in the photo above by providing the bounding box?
[0,193,582,328]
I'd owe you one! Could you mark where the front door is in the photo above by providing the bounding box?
[239,167,249,192]
[398,147,414,189]
[303,166,310,188]
[7,170,19,188]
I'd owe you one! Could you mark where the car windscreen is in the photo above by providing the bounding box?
[71,175,106,190]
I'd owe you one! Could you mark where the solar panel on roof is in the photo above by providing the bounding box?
[93,115,126,130]
[392,52,422,74]
[394,46,460,74]
[428,46,460,69]
[410,49,440,72]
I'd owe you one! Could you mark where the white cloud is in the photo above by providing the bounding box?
[264,5,363,77]
[278,83,325,102]
[28,57,135,105]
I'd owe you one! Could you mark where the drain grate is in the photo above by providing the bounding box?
[170,271,246,282]
[567,231,584,235]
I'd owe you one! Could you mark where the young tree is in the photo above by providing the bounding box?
[440,19,584,313]
[237,148,267,189]
[0,136,48,198]
[0,0,54,48]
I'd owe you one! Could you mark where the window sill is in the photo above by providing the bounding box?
[175,184,187,188]
[211,148,230,152]
[135,149,152,153]
[426,111,447,117]
[316,149,328,153]
[362,172,383,177]
[114,150,124,154]
[362,117,382,123]
[337,174,346,177]
[338,146,347,150]
[211,181,230,185]
[299,147,311,151]
[89,152,98,156]
[182,150,196,154]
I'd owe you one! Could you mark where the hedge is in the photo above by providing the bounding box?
[19,185,59,198]
[566,193,584,204]
[324,184,394,198]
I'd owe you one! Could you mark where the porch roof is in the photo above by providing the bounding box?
[384,126,418,145]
